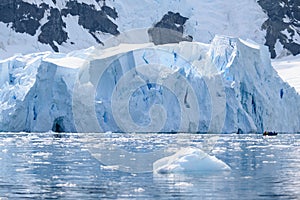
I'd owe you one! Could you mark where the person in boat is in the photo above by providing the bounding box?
[263,131,278,136]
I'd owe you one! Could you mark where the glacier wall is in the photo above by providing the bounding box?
[0,36,299,133]
[0,53,78,132]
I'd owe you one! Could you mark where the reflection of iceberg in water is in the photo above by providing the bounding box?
[82,133,222,174]
[153,147,231,174]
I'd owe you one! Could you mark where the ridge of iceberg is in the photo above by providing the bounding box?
[0,35,299,133]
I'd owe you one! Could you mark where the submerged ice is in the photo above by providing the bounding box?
[0,35,299,133]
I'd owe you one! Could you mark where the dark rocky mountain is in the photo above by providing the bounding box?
[148,11,193,45]
[38,8,68,52]
[0,0,119,52]
[0,0,47,36]
[258,0,300,58]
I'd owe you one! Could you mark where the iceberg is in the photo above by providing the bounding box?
[153,147,231,174]
[0,35,299,133]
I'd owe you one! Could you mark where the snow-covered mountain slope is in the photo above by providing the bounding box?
[0,35,299,133]
[272,55,300,93]
[0,0,299,59]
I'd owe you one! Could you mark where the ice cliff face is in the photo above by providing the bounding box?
[0,52,77,132]
[0,35,299,133]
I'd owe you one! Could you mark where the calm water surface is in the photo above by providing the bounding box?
[0,133,299,199]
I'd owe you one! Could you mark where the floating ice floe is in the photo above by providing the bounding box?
[153,147,230,174]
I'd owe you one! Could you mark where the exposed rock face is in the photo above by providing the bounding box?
[148,11,193,45]
[0,0,46,36]
[258,0,300,58]
[61,1,119,37]
[101,5,118,19]
[38,8,68,52]
[0,0,119,52]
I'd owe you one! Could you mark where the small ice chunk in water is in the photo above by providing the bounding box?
[153,147,230,174]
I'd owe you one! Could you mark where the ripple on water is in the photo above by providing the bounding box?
[0,133,299,199]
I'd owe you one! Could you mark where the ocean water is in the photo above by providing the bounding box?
[0,132,299,199]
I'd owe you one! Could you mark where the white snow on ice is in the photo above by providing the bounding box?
[153,147,230,174]
[273,55,300,94]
